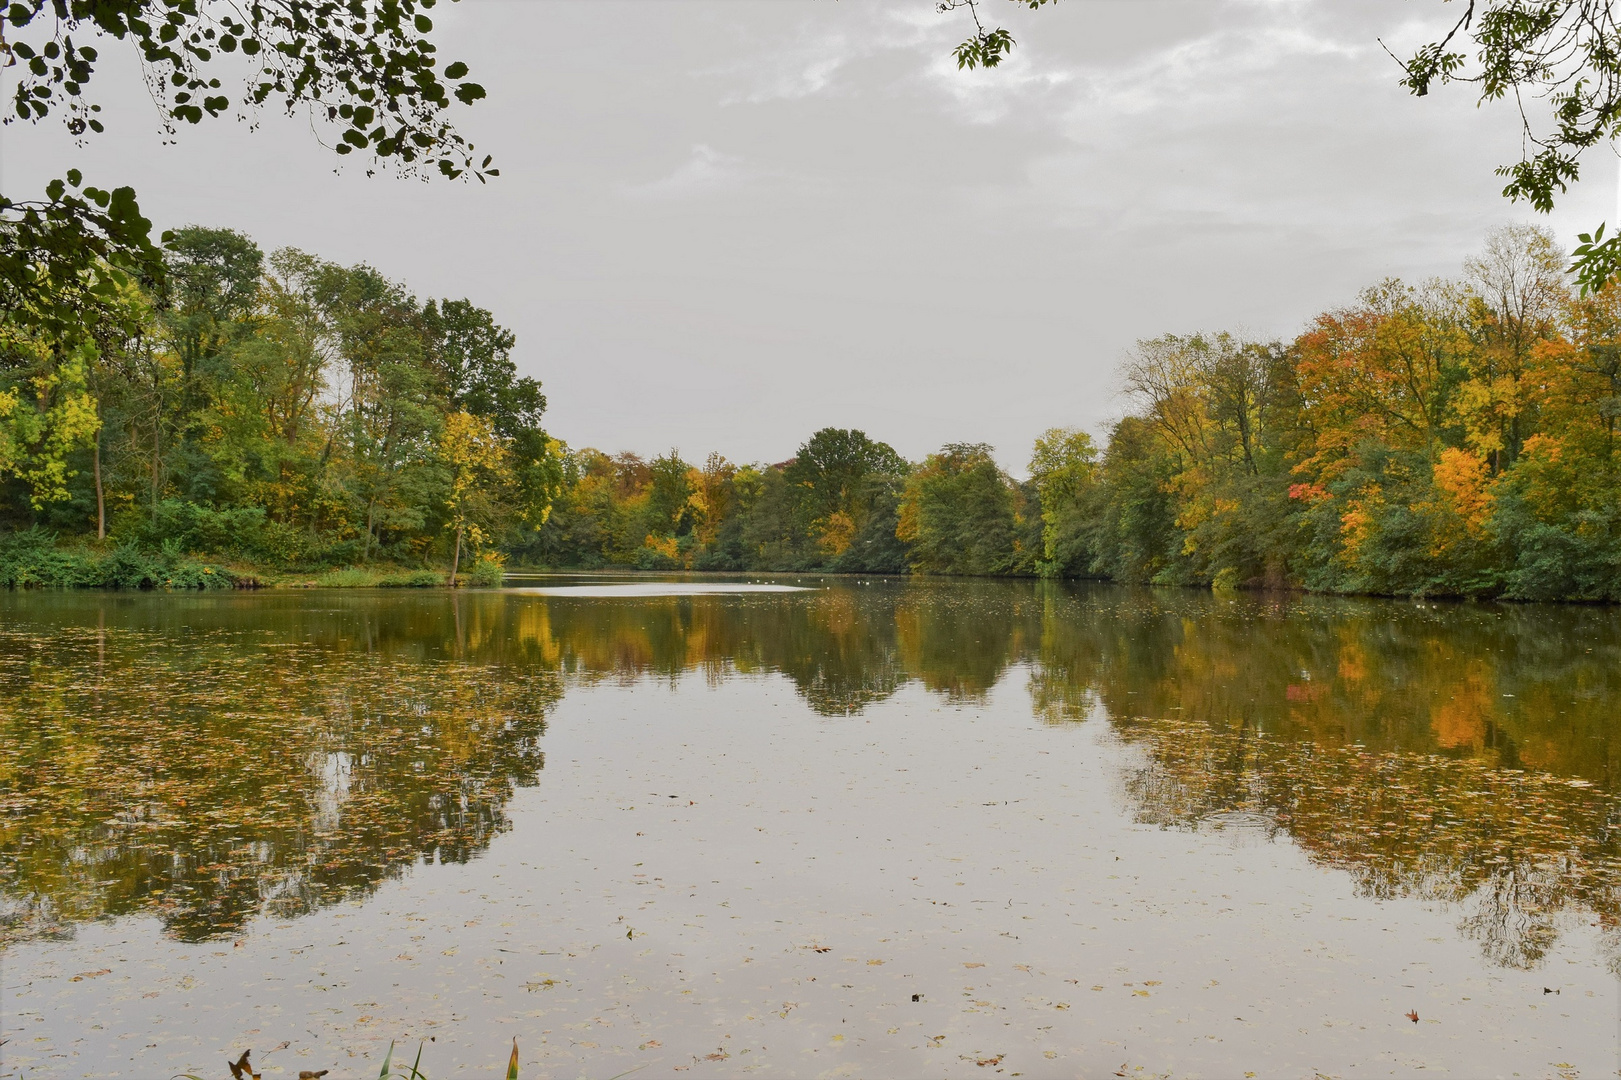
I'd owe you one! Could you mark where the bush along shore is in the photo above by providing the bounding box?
[0,531,504,590]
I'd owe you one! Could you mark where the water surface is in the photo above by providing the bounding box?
[1,581,1616,1077]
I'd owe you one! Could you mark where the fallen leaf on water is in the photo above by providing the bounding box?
[639,1040,661,1050]
[963,962,985,969]
[1405,1010,1419,1024]
[228,1050,256,1080]
[867,959,884,966]
[70,969,111,981]
[975,1056,1004,1067]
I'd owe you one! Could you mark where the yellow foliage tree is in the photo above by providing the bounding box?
[440,411,511,583]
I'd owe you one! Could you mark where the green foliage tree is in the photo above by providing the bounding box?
[1028,426,1096,577]
[0,223,559,583]
[785,427,908,566]
[897,443,1020,575]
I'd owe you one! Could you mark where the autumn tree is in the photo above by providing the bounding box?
[440,410,509,581]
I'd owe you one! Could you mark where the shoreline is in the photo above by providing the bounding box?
[2,542,1618,604]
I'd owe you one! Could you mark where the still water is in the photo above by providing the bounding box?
[0,579,1617,1078]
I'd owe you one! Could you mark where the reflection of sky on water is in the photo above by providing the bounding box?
[311,751,354,834]
[514,582,810,597]
[0,582,1616,1077]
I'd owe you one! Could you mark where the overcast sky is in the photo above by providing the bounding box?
[5,0,1617,470]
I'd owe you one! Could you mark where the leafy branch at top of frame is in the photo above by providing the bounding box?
[0,168,165,342]
[1391,1,1621,213]
[940,0,1056,70]
[2,0,494,182]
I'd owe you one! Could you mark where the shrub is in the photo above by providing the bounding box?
[467,556,505,587]
[0,530,235,590]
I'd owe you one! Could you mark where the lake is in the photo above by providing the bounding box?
[0,579,1617,1078]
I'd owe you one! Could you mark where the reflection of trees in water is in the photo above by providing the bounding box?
[0,625,556,944]
[1,583,1618,966]
[520,583,1621,972]
[1029,589,1621,972]
[529,584,1035,714]
[1111,715,1621,973]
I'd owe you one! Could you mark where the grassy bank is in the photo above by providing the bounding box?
[0,532,504,590]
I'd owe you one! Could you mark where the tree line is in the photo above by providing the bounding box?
[0,226,561,584]
[3,223,1618,599]
[534,225,1620,601]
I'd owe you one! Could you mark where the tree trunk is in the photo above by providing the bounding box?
[150,413,161,524]
[93,430,105,541]
[449,523,463,586]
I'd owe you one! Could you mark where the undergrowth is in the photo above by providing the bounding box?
[0,532,506,590]
[0,530,235,590]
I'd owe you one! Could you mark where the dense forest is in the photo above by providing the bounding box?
[2,224,1618,599]
[0,227,561,587]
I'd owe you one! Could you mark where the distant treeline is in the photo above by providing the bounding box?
[530,225,1620,601]
[3,224,1618,598]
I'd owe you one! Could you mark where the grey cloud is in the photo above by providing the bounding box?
[621,145,758,201]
